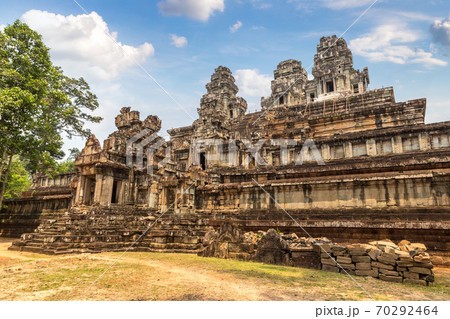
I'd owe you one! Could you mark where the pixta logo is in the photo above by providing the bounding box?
[126,129,171,175]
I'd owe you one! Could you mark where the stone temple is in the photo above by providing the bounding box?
[2,36,449,256]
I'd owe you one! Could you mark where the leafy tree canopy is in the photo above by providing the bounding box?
[0,21,102,204]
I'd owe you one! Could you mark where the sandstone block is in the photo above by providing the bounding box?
[321,258,337,266]
[337,256,352,264]
[371,261,394,270]
[377,256,397,266]
[409,243,427,252]
[339,263,356,270]
[379,268,399,276]
[413,261,433,269]
[356,262,371,270]
[414,255,431,263]
[396,260,414,267]
[379,274,403,283]
[321,252,332,258]
[403,272,420,280]
[352,255,371,263]
[348,244,373,256]
[381,252,398,260]
[368,248,382,261]
[409,267,432,275]
[318,244,332,253]
[398,240,411,252]
[332,250,348,256]
[332,245,347,252]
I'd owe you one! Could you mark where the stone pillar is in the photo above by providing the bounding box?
[75,175,85,205]
[419,133,431,151]
[321,144,331,161]
[93,174,103,204]
[99,175,114,206]
[392,136,403,154]
[366,138,377,156]
[344,142,353,158]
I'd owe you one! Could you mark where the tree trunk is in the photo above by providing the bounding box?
[0,147,7,184]
[0,154,13,209]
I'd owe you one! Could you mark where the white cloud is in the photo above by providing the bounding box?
[230,20,243,33]
[430,16,450,55]
[0,24,5,31]
[320,0,376,9]
[287,0,377,11]
[170,34,188,48]
[251,26,265,31]
[21,10,154,80]
[426,99,450,123]
[157,0,224,22]
[249,0,271,9]
[350,24,447,67]
[235,69,271,97]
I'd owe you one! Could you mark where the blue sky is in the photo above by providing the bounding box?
[1,0,450,157]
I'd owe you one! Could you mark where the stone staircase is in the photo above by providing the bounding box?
[9,206,211,255]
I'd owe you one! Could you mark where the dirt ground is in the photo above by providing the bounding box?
[0,238,448,301]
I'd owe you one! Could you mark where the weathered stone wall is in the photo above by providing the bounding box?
[0,196,71,237]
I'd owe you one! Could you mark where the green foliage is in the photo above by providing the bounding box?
[0,20,102,172]
[0,21,102,206]
[3,156,31,200]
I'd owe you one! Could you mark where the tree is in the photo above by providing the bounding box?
[3,156,32,201]
[0,21,102,207]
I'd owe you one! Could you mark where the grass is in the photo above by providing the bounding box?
[0,243,449,301]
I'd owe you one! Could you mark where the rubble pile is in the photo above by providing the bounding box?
[200,224,435,286]
[318,239,435,286]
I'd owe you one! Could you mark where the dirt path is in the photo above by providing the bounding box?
[0,240,285,300]
[86,254,267,301]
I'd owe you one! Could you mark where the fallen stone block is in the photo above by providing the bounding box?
[338,263,356,270]
[368,248,382,261]
[321,258,338,266]
[336,256,352,264]
[352,255,371,263]
[348,244,373,256]
[408,243,427,252]
[414,255,431,263]
[371,261,394,270]
[369,240,399,250]
[317,244,332,253]
[396,260,414,267]
[377,256,397,266]
[355,262,372,270]
[379,268,400,276]
[403,272,420,280]
[413,261,433,269]
[398,240,411,252]
[379,274,403,283]
[409,267,432,275]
